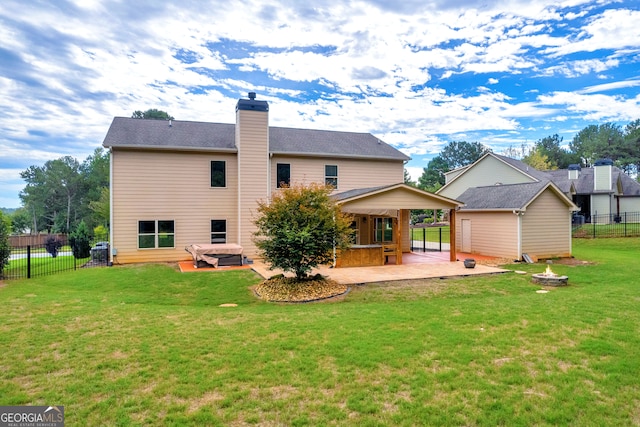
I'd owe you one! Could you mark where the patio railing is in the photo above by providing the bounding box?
[410,226,449,252]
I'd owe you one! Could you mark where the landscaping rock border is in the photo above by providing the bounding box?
[254,276,350,303]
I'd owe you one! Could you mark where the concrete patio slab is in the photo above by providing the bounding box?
[251,256,511,285]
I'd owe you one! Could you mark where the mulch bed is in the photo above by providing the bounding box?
[254,275,349,303]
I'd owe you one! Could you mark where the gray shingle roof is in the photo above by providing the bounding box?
[102,117,410,161]
[618,171,640,196]
[492,154,552,182]
[269,127,409,160]
[103,118,236,151]
[457,181,552,210]
[545,166,640,196]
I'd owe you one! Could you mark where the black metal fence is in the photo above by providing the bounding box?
[410,226,449,252]
[1,243,110,280]
[572,211,640,238]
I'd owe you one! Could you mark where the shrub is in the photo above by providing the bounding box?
[44,235,63,258]
[70,221,92,259]
[93,225,108,242]
[253,182,353,280]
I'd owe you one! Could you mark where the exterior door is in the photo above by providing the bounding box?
[461,219,471,253]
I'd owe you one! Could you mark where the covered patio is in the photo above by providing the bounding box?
[333,183,463,266]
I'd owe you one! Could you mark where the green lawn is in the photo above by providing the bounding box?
[1,239,639,425]
[411,226,450,243]
[572,222,640,238]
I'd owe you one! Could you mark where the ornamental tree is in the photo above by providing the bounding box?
[253,183,353,280]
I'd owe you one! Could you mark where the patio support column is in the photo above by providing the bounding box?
[449,208,457,262]
[396,210,403,265]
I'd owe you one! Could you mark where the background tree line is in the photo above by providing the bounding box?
[408,118,640,192]
[4,109,174,238]
[14,147,110,235]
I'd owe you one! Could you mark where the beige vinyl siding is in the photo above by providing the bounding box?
[439,155,536,199]
[111,150,238,263]
[270,155,403,192]
[341,192,457,212]
[237,109,269,257]
[521,189,572,258]
[456,211,519,258]
[591,194,612,222]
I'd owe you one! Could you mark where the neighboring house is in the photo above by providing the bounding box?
[103,93,462,265]
[545,160,640,223]
[437,153,578,260]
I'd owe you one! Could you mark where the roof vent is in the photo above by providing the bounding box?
[248,92,256,100]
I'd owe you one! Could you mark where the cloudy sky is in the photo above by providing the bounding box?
[1,0,639,208]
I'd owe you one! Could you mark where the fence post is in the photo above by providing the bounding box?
[422,228,426,252]
[625,212,627,237]
[27,245,31,279]
[439,227,442,252]
[593,212,597,238]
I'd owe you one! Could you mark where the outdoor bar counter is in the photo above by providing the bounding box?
[336,244,397,267]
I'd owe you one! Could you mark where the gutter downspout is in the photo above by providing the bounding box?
[109,148,114,265]
[513,210,523,260]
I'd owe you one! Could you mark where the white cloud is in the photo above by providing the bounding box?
[1,0,639,208]
[580,79,640,94]
[545,8,640,57]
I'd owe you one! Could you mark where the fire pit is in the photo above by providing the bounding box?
[531,264,568,286]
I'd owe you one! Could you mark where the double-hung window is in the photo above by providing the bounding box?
[211,220,227,244]
[325,165,338,188]
[138,220,175,249]
[277,163,290,188]
[211,161,226,187]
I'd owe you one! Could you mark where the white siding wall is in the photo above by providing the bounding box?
[591,194,613,222]
[594,165,612,191]
[439,156,536,199]
[619,197,640,216]
[521,189,572,258]
[111,150,238,263]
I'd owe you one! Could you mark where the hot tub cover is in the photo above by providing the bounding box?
[185,243,243,267]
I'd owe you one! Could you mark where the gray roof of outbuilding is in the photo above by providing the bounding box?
[457,181,552,210]
[102,117,410,161]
